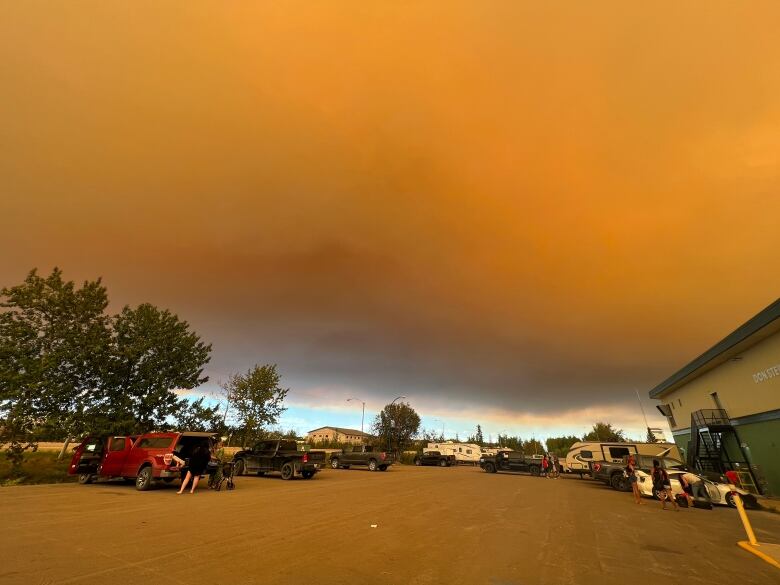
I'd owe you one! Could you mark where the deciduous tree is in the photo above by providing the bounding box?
[372,401,421,455]
[222,364,289,447]
[545,435,581,457]
[0,269,110,471]
[497,434,523,450]
[107,303,212,433]
[583,422,625,443]
[1,268,216,474]
[523,438,544,455]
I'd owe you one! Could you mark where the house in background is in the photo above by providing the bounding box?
[306,426,371,445]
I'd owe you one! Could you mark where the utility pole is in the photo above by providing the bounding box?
[347,397,366,436]
[635,388,652,441]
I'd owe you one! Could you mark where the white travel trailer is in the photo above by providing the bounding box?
[565,441,682,476]
[424,442,484,464]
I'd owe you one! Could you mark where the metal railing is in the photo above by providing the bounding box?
[692,409,732,428]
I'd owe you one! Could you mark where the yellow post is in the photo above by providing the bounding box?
[733,493,758,546]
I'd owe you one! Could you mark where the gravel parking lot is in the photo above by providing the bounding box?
[2,466,778,585]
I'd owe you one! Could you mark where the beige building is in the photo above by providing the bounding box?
[306,426,371,445]
[649,299,780,496]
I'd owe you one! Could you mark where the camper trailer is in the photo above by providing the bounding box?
[565,441,682,476]
[423,442,483,465]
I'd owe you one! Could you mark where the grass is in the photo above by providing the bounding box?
[0,451,76,486]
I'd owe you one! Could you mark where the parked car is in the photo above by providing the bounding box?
[636,469,758,508]
[233,440,325,480]
[480,450,543,475]
[414,451,456,467]
[329,445,393,471]
[69,431,217,491]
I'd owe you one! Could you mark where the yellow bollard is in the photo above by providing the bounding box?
[733,493,758,546]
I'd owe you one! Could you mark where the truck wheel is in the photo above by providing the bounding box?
[530,465,540,477]
[379,465,388,471]
[439,459,447,467]
[330,458,340,469]
[135,466,153,491]
[611,474,630,492]
[368,459,378,472]
[234,459,245,476]
[726,492,737,508]
[280,462,294,480]
[301,470,315,479]
[484,462,496,473]
[77,473,94,485]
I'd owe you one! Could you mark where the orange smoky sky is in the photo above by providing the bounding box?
[2,3,780,435]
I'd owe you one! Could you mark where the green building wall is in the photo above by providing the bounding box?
[673,420,779,497]
[735,419,779,497]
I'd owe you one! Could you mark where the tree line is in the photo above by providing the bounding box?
[0,269,656,474]
[0,269,288,475]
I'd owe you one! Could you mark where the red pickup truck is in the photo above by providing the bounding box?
[69,432,217,491]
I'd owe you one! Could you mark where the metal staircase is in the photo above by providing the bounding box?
[687,409,762,494]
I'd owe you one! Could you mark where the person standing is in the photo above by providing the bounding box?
[651,459,679,511]
[541,455,549,478]
[208,438,226,489]
[627,456,643,505]
[550,455,560,478]
[177,441,211,494]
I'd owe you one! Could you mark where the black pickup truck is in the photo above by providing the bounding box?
[233,440,325,480]
[480,450,544,475]
[329,445,393,471]
[414,451,456,467]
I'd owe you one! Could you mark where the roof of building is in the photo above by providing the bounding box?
[306,426,371,436]
[648,298,780,399]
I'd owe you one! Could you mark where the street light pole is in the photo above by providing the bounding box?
[387,395,406,456]
[347,397,366,436]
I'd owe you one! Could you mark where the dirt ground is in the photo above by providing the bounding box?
[1,466,778,585]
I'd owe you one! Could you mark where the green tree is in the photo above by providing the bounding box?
[372,401,421,455]
[523,438,544,455]
[106,303,212,433]
[0,269,110,472]
[583,422,626,442]
[497,434,523,450]
[176,397,222,433]
[545,435,581,457]
[420,429,441,443]
[1,268,216,474]
[475,425,484,446]
[222,364,289,447]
